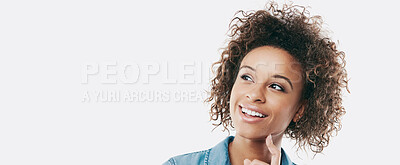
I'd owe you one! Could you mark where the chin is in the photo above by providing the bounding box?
[235,125,269,140]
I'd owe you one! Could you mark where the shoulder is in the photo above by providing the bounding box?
[163,136,234,165]
[162,149,211,165]
[281,148,296,165]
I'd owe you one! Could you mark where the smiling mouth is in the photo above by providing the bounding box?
[240,106,267,118]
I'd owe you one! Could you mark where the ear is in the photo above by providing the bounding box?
[293,100,306,122]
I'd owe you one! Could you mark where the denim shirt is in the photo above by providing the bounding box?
[163,136,295,165]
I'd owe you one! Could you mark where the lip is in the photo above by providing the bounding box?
[238,104,268,124]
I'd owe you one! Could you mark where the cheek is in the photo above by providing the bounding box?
[229,81,243,119]
[269,99,297,122]
[229,84,239,112]
[229,79,241,102]
[229,82,247,106]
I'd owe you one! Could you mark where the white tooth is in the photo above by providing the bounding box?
[247,110,251,115]
[242,107,266,117]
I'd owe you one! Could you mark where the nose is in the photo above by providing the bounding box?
[246,84,266,103]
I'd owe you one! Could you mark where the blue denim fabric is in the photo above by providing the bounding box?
[163,136,296,165]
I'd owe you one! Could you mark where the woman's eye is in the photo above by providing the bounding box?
[270,84,285,92]
[241,74,253,82]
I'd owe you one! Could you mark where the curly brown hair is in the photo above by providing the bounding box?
[205,2,349,154]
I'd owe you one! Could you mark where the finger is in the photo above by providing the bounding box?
[249,159,269,165]
[244,158,252,165]
[266,135,281,165]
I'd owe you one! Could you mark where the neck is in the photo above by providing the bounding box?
[228,134,283,165]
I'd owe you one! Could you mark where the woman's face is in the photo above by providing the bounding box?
[229,46,305,140]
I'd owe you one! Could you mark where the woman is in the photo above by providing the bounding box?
[164,2,349,165]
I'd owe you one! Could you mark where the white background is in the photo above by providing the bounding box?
[1,0,399,164]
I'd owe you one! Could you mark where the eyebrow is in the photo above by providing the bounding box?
[239,65,256,72]
[272,74,293,90]
[239,65,294,90]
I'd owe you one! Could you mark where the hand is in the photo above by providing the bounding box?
[243,134,281,165]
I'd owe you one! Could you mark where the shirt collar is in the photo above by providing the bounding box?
[208,136,293,165]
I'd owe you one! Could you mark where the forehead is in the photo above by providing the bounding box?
[241,46,303,82]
